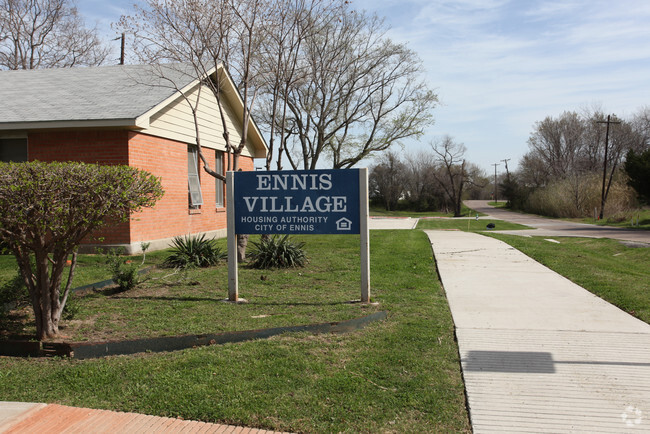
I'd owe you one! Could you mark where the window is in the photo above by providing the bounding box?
[215,151,224,208]
[0,138,27,162]
[188,146,203,207]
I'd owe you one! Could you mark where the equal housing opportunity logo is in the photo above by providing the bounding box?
[621,406,644,427]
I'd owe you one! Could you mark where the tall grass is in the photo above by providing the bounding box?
[525,172,636,218]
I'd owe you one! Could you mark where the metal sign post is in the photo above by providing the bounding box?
[359,168,370,302]
[226,171,238,302]
[227,168,370,303]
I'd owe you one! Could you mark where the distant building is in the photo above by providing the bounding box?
[0,64,267,253]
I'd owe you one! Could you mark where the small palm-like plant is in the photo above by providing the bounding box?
[248,235,307,269]
[163,234,226,269]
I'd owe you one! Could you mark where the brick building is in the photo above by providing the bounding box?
[0,64,267,253]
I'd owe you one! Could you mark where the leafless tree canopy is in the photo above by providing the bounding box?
[512,107,649,218]
[522,109,646,187]
[369,138,486,215]
[279,10,438,169]
[119,0,437,172]
[0,0,108,69]
[369,151,407,211]
[429,136,484,217]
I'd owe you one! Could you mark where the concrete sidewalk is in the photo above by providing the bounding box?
[426,230,650,433]
[0,402,287,433]
[368,216,419,229]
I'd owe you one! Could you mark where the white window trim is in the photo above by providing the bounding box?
[215,151,224,208]
[188,146,203,207]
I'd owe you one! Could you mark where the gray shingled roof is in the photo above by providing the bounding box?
[0,64,199,126]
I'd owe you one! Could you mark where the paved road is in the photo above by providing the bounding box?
[426,230,650,433]
[465,200,650,244]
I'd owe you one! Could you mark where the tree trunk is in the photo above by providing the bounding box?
[237,234,249,262]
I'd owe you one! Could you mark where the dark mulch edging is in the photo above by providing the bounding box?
[0,311,387,359]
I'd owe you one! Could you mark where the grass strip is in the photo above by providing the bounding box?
[488,234,650,324]
[568,208,650,230]
[370,204,480,217]
[417,218,530,231]
[0,231,471,433]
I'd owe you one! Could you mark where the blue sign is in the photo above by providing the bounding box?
[234,169,360,234]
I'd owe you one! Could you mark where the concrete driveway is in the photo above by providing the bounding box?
[368,216,419,230]
[465,200,650,244]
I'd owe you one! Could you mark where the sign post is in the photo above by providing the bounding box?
[359,169,370,302]
[226,171,238,302]
[227,168,370,303]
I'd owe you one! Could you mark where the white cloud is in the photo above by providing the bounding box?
[77,0,650,172]
[365,0,650,171]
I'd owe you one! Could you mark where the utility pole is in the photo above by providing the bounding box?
[492,163,500,202]
[596,115,621,220]
[114,33,125,65]
[120,33,125,65]
[501,158,511,182]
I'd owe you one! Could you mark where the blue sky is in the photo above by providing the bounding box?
[77,0,650,174]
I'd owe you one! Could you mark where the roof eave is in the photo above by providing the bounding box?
[0,119,147,131]
[136,64,268,159]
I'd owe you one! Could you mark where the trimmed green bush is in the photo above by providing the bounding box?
[107,249,141,292]
[249,235,307,269]
[163,234,225,269]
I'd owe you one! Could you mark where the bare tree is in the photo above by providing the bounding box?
[430,136,475,217]
[120,0,254,175]
[403,150,438,211]
[257,0,344,171]
[0,0,108,70]
[631,106,650,150]
[120,0,273,260]
[369,151,407,211]
[526,111,586,180]
[280,9,437,170]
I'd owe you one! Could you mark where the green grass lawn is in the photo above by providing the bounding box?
[370,204,481,217]
[569,208,650,230]
[417,218,531,231]
[487,234,650,324]
[0,231,471,433]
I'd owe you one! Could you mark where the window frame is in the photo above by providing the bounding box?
[188,145,203,207]
[215,150,225,208]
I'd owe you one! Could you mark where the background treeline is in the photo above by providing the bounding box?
[369,136,490,216]
[505,106,650,219]
[370,106,650,220]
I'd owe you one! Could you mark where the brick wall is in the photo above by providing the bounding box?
[128,132,254,244]
[28,130,130,164]
[28,130,131,245]
[26,129,255,248]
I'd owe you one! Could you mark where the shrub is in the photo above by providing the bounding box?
[105,248,141,292]
[163,234,225,269]
[249,235,307,269]
[0,272,29,313]
[0,161,163,340]
[525,172,636,218]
